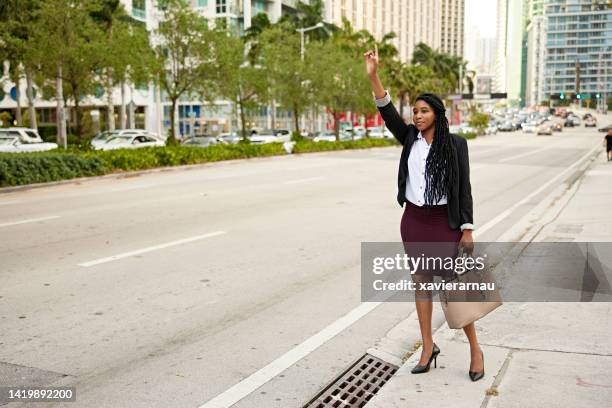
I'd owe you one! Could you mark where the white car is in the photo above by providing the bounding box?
[249,131,290,144]
[521,122,538,133]
[0,128,58,153]
[313,131,351,142]
[94,134,165,151]
[90,129,156,148]
[0,136,58,153]
[367,126,390,138]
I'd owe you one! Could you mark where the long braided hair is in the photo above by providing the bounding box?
[415,93,457,207]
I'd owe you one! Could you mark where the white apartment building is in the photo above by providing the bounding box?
[525,15,546,106]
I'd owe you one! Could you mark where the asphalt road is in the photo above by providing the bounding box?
[0,123,605,408]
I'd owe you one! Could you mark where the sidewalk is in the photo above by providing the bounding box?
[367,131,612,407]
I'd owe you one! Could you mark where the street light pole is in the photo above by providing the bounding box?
[296,22,324,62]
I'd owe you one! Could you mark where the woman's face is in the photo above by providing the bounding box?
[413,100,436,133]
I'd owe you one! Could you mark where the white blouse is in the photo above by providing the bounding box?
[406,131,448,206]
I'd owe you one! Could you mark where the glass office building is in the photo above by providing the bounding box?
[543,0,611,103]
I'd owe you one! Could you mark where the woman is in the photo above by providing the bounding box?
[363,49,484,381]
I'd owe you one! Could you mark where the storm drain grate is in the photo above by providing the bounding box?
[303,354,398,408]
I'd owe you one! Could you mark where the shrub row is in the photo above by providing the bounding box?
[0,138,399,187]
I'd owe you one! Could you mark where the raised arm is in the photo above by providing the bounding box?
[364,50,411,145]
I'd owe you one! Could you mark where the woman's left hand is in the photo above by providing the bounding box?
[459,230,474,254]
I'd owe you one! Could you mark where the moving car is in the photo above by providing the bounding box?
[498,121,515,132]
[552,122,563,132]
[537,124,553,135]
[181,135,219,147]
[584,117,597,127]
[0,128,58,153]
[94,134,164,151]
[598,124,612,132]
[521,122,538,133]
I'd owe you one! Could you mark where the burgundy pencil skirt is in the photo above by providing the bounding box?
[400,200,463,299]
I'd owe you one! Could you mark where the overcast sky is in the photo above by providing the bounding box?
[465,0,498,38]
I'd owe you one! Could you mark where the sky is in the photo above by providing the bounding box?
[465,0,498,38]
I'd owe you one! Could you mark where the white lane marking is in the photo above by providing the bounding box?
[474,142,601,238]
[0,200,22,206]
[499,147,549,163]
[78,231,227,267]
[0,215,61,228]
[198,301,382,408]
[284,177,324,185]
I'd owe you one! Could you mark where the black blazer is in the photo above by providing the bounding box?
[377,101,474,230]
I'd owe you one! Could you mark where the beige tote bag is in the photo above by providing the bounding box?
[438,249,503,329]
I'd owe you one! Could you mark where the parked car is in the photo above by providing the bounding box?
[0,135,58,153]
[552,122,563,132]
[367,126,390,139]
[584,117,597,127]
[249,129,290,144]
[217,132,242,144]
[181,135,219,147]
[94,134,164,151]
[313,131,350,142]
[0,127,47,144]
[521,122,538,133]
[537,124,553,135]
[90,129,151,148]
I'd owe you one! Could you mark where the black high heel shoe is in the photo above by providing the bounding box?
[411,343,440,374]
[469,350,485,381]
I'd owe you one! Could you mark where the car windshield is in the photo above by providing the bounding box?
[106,136,132,144]
[93,131,116,141]
[0,137,17,145]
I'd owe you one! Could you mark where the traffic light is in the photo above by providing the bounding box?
[577,93,581,100]
[596,93,601,99]
[560,92,565,100]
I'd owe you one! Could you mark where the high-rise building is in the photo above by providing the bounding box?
[324,0,442,63]
[440,0,465,57]
[494,0,525,104]
[525,15,546,106]
[542,0,611,105]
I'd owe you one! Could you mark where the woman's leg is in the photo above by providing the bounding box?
[412,273,435,365]
[463,322,484,372]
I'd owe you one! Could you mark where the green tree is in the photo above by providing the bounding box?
[152,0,216,144]
[214,25,269,140]
[31,0,104,145]
[307,39,372,140]
[468,111,489,135]
[260,25,313,135]
[0,0,42,129]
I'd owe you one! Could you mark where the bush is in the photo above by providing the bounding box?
[0,152,107,187]
[0,138,400,187]
[293,137,399,153]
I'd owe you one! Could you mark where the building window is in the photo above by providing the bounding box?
[216,0,226,14]
[132,0,146,19]
[198,0,208,7]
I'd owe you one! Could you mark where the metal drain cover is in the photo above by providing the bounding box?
[303,354,398,408]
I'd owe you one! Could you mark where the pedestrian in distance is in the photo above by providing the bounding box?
[363,48,485,382]
[605,128,612,162]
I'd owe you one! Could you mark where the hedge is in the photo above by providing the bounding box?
[0,138,401,188]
